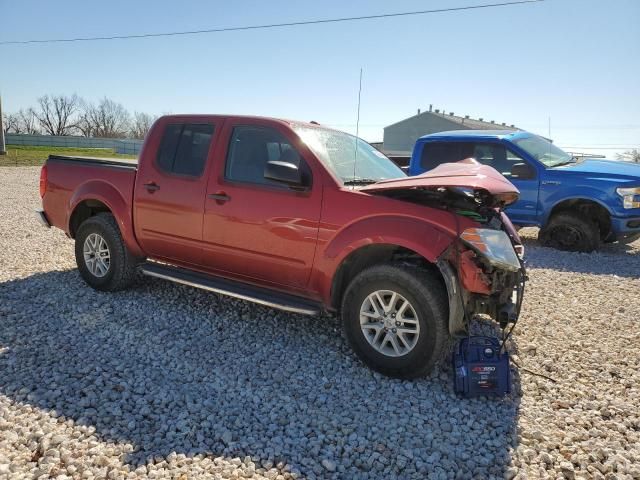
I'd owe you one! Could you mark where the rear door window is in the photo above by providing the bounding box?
[420,141,527,177]
[157,124,183,172]
[420,142,474,170]
[156,123,214,177]
[471,144,526,177]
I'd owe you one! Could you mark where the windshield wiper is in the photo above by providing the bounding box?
[550,156,578,168]
[343,178,379,185]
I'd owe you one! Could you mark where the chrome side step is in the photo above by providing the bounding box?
[140,262,321,316]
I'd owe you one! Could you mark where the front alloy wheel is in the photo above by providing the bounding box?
[360,290,420,357]
[342,264,448,378]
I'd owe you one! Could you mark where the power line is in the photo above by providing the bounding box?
[0,0,543,46]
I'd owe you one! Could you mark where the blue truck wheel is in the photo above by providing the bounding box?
[540,212,601,252]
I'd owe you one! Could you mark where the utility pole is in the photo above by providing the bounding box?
[0,94,6,155]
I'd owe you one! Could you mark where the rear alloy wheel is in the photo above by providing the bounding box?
[75,213,139,291]
[341,264,448,378]
[83,233,111,277]
[540,212,600,252]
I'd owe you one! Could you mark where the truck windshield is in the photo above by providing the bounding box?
[512,134,574,168]
[293,125,405,184]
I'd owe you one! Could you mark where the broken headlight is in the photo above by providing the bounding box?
[460,228,521,273]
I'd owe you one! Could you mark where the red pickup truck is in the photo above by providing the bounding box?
[37,114,525,378]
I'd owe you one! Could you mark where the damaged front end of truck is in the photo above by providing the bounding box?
[361,160,527,336]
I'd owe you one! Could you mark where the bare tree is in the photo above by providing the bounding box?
[34,94,80,136]
[76,100,96,137]
[87,98,131,138]
[616,149,640,163]
[75,113,94,137]
[3,112,21,134]
[17,109,39,135]
[130,112,156,139]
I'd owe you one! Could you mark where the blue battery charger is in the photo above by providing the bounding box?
[453,336,511,397]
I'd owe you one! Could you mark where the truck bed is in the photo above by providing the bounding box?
[47,154,138,170]
[42,154,139,238]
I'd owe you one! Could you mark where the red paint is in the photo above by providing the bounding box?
[133,115,221,266]
[42,160,145,257]
[199,117,326,289]
[361,162,520,198]
[457,249,492,295]
[41,114,519,310]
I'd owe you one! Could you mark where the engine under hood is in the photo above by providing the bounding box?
[360,161,520,208]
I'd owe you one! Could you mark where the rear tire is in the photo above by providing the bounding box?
[540,211,601,252]
[341,264,448,378]
[75,213,139,291]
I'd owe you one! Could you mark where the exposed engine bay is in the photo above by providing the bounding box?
[360,161,526,336]
[369,184,525,336]
[361,162,526,394]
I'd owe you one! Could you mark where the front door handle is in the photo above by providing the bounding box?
[208,192,230,203]
[144,182,160,193]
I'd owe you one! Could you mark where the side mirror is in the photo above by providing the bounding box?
[510,163,535,180]
[264,160,303,187]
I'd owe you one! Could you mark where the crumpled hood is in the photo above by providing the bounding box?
[553,158,640,181]
[361,161,520,197]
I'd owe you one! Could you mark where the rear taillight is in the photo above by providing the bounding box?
[39,165,48,198]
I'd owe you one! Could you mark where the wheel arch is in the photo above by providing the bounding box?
[68,180,144,257]
[329,243,445,313]
[69,199,112,238]
[318,216,455,311]
[546,197,612,239]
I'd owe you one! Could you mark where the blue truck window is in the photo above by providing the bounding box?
[421,141,526,178]
[421,142,474,170]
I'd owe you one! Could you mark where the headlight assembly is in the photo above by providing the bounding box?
[616,187,640,209]
[460,228,521,272]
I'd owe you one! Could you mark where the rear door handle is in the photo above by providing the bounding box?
[208,193,230,203]
[144,182,160,193]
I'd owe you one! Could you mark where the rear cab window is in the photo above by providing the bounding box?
[420,142,474,171]
[420,141,527,177]
[156,123,215,177]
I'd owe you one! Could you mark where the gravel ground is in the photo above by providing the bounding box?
[1,166,639,480]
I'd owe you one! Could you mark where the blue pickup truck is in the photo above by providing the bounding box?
[408,130,640,251]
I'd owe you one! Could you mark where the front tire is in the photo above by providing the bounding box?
[75,213,139,291]
[341,264,448,378]
[539,211,601,252]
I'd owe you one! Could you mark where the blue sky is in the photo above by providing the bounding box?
[1,0,638,157]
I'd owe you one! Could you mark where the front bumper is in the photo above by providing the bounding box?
[35,210,51,228]
[610,215,640,239]
[437,256,525,337]
[437,259,466,336]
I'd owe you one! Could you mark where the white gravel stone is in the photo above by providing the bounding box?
[0,167,639,479]
[321,459,336,472]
